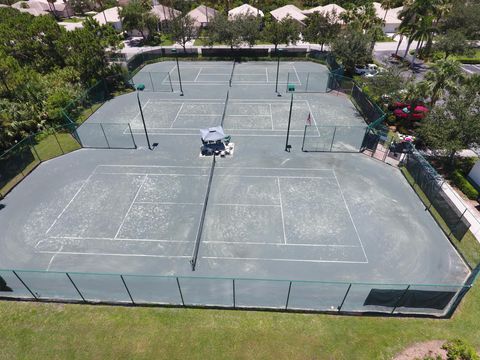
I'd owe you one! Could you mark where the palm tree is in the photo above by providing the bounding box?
[424,58,464,106]
[410,16,435,68]
[381,0,395,21]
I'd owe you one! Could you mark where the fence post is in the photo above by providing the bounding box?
[338,283,352,311]
[99,124,111,149]
[391,285,410,314]
[167,73,174,92]
[329,126,337,152]
[148,72,155,92]
[285,281,292,310]
[305,72,310,92]
[66,272,87,303]
[448,208,468,238]
[52,129,64,154]
[232,279,235,308]
[120,275,135,305]
[29,135,41,161]
[127,124,137,149]
[176,277,185,306]
[12,271,38,300]
[301,125,308,152]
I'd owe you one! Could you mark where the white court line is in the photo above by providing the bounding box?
[265,67,269,83]
[113,174,148,239]
[132,98,151,123]
[212,203,280,207]
[42,236,190,243]
[169,103,185,128]
[134,201,204,206]
[38,251,190,259]
[93,173,336,180]
[96,164,334,171]
[227,115,271,117]
[46,245,63,271]
[293,65,301,84]
[277,177,287,245]
[333,169,368,263]
[168,65,177,76]
[45,173,94,235]
[131,132,307,138]
[203,241,361,247]
[198,73,231,76]
[95,172,209,177]
[194,67,203,82]
[269,103,274,130]
[181,114,221,117]
[202,256,368,264]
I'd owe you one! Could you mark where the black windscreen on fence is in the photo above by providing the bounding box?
[405,150,471,240]
[351,84,384,125]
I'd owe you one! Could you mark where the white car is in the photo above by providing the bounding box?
[355,64,382,76]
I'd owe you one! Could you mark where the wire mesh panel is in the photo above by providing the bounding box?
[131,72,173,92]
[339,283,410,313]
[287,281,351,311]
[74,123,136,149]
[392,284,465,317]
[68,273,132,303]
[0,270,34,299]
[286,72,329,93]
[302,125,366,152]
[404,149,471,239]
[15,271,83,301]
[0,138,40,198]
[234,279,290,309]
[179,277,233,307]
[122,275,183,305]
[351,84,384,125]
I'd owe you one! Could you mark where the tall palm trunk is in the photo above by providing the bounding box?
[395,34,403,55]
[410,41,421,68]
[403,37,413,58]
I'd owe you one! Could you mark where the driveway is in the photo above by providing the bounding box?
[462,64,480,75]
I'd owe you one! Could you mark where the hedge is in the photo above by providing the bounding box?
[451,170,479,200]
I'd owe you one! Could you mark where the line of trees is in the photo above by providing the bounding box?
[0,8,123,151]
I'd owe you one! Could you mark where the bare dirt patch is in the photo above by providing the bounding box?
[393,340,447,360]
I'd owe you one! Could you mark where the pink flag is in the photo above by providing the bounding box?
[306,113,312,126]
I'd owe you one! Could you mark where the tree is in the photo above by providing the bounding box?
[381,0,395,21]
[69,0,94,15]
[433,30,475,59]
[330,26,372,75]
[0,52,20,97]
[423,58,464,107]
[120,0,158,41]
[303,11,340,51]
[418,83,480,163]
[263,15,301,51]
[357,65,410,104]
[206,13,261,49]
[168,15,197,52]
[409,15,436,67]
[237,13,261,47]
[441,0,480,39]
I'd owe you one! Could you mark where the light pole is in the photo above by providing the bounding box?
[275,48,283,96]
[136,85,151,150]
[171,48,184,96]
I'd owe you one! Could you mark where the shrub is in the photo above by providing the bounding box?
[442,339,480,360]
[451,170,479,200]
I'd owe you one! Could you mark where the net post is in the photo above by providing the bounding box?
[66,272,87,303]
[120,275,135,305]
[329,126,337,152]
[338,283,352,311]
[176,277,185,306]
[285,281,292,310]
[12,270,38,300]
[100,124,111,149]
[29,135,41,162]
[127,123,137,149]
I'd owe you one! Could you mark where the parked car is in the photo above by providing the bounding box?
[354,64,383,76]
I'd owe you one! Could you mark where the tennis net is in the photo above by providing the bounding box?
[220,90,230,127]
[190,155,216,271]
[229,60,236,87]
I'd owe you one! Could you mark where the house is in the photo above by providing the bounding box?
[373,2,403,33]
[59,21,84,31]
[11,0,72,17]
[228,3,264,18]
[93,6,122,30]
[150,4,180,22]
[187,5,217,28]
[270,5,307,26]
[303,3,346,16]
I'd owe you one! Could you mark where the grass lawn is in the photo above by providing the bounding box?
[0,284,479,359]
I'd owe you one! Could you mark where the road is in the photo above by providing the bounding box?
[462,64,480,75]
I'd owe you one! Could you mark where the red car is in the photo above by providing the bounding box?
[392,102,429,120]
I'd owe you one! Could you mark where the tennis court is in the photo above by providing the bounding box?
[0,61,471,315]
